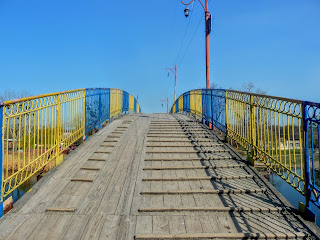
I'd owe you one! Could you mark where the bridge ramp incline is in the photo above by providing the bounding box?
[0,113,318,239]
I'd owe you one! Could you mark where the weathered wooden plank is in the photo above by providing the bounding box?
[168,216,186,235]
[143,175,254,181]
[94,150,111,154]
[100,144,116,147]
[80,167,101,171]
[146,150,229,154]
[45,215,74,240]
[135,232,307,239]
[6,214,44,240]
[141,188,266,194]
[46,208,76,212]
[162,161,183,208]
[26,215,59,240]
[115,118,148,215]
[152,216,170,235]
[0,214,30,239]
[62,215,89,240]
[136,216,153,235]
[80,215,105,239]
[143,165,244,170]
[98,215,121,240]
[184,216,203,234]
[149,159,164,209]
[147,140,217,143]
[71,178,93,182]
[88,158,107,161]
[147,144,223,147]
[145,156,235,161]
[76,132,133,215]
[138,207,285,212]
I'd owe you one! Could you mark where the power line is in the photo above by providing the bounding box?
[174,1,195,64]
[177,0,213,68]
[178,15,203,67]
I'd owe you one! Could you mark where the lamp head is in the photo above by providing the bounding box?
[184,7,190,18]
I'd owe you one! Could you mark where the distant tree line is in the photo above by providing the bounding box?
[0,89,32,102]
[210,81,267,95]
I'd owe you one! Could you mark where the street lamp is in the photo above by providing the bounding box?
[184,7,190,17]
[181,0,211,89]
[160,97,169,113]
[166,65,178,102]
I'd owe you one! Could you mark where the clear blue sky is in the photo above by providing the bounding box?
[1,0,319,113]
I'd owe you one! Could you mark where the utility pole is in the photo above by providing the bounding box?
[205,0,210,89]
[160,97,169,113]
[166,65,178,102]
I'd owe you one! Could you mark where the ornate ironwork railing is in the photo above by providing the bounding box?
[0,88,140,216]
[171,89,320,216]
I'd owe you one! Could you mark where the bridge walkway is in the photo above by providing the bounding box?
[0,113,319,239]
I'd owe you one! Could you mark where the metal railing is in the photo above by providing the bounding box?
[171,89,320,216]
[0,88,140,216]
[304,101,320,209]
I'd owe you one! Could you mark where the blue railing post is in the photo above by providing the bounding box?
[0,105,3,217]
[108,89,111,123]
[303,103,311,210]
[98,89,102,129]
[302,102,316,221]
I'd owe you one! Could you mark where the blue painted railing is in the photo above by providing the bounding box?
[304,101,320,210]
[85,88,140,133]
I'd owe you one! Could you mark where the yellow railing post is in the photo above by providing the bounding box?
[0,106,3,217]
[56,94,61,162]
[1,89,86,197]
[83,90,86,140]
[248,94,255,166]
[225,91,229,143]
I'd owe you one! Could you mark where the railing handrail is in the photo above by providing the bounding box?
[171,88,320,220]
[0,89,86,106]
[171,88,305,111]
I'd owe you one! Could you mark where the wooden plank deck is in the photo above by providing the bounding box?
[0,113,319,239]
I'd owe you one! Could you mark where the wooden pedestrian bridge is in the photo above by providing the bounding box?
[0,88,320,239]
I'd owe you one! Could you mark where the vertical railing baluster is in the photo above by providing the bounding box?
[98,89,102,129]
[83,90,87,141]
[249,95,255,166]
[303,102,311,211]
[225,91,228,143]
[318,124,320,175]
[56,95,60,161]
[0,105,3,217]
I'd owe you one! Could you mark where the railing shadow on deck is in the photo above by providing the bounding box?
[172,113,318,237]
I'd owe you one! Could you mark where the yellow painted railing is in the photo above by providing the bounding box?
[1,89,86,198]
[171,89,305,196]
[0,88,141,207]
[110,89,123,118]
[226,90,305,195]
